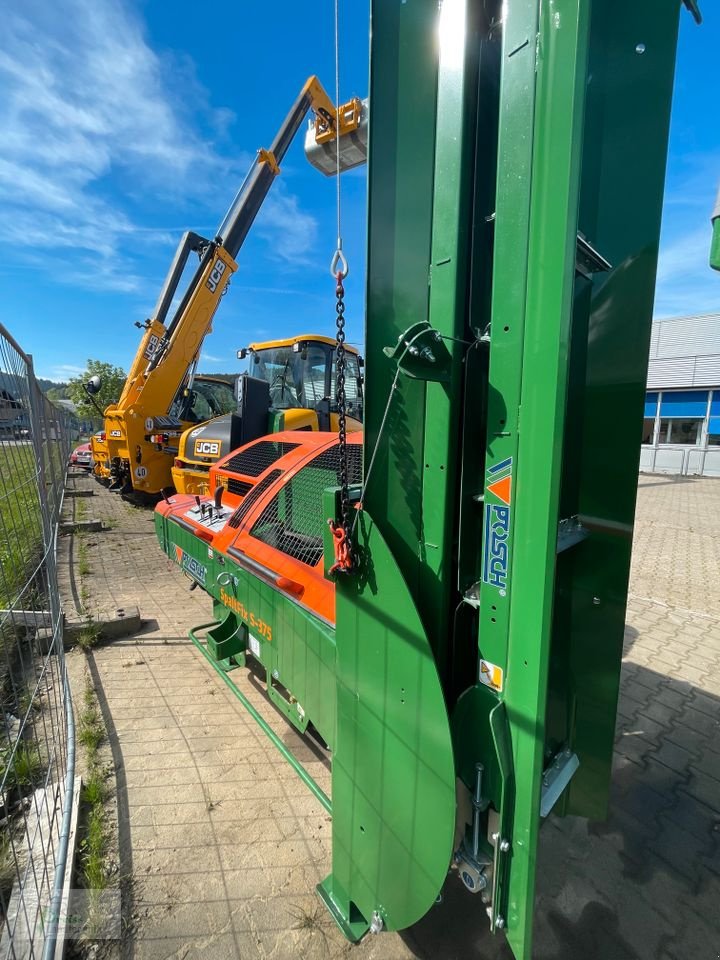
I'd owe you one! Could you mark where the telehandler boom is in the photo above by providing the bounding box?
[99,77,367,497]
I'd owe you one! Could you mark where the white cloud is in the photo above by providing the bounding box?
[40,364,86,381]
[654,226,720,318]
[0,0,318,295]
[255,191,319,265]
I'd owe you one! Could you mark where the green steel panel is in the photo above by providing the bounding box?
[362,0,441,644]
[554,0,683,819]
[499,6,591,955]
[328,514,456,932]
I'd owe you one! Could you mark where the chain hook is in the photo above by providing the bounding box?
[330,248,349,279]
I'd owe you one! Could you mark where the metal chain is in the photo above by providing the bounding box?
[334,271,353,568]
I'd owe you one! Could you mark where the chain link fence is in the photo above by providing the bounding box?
[0,323,78,959]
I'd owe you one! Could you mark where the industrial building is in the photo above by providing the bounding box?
[640,313,720,476]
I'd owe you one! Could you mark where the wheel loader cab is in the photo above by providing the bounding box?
[171,336,363,497]
[249,338,363,430]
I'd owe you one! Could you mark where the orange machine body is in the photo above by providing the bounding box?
[156,431,362,625]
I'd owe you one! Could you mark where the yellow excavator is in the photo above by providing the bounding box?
[87,76,367,498]
[171,334,363,495]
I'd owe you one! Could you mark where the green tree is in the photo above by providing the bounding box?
[67,360,126,418]
[46,385,70,402]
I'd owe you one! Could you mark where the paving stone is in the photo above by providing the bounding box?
[662,789,720,844]
[651,739,698,775]
[685,769,720,810]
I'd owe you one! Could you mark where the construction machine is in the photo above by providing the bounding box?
[98,77,367,497]
[90,431,109,482]
[171,334,363,496]
[154,1,695,956]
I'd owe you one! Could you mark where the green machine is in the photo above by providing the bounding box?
[155,1,698,956]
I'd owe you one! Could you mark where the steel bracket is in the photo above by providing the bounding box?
[540,747,580,818]
[575,233,612,279]
[383,321,452,382]
[556,515,588,553]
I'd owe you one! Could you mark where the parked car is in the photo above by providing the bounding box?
[70,442,93,469]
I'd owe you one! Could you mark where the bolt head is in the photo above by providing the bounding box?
[499,839,510,853]
[495,915,505,930]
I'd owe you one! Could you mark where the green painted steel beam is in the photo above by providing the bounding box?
[188,621,332,814]
[500,4,591,952]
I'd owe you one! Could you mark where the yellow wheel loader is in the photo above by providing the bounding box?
[171,334,363,496]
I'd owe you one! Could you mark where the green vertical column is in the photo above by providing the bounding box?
[497,2,591,955]
[475,0,540,679]
[422,0,479,675]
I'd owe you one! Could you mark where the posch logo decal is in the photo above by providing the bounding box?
[193,439,221,457]
[481,457,513,596]
[173,545,207,586]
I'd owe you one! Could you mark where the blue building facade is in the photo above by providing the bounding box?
[640,314,720,476]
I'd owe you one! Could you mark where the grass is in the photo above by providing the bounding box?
[78,686,104,753]
[288,902,328,934]
[0,741,43,793]
[77,673,110,921]
[0,446,43,606]
[75,620,100,651]
[77,537,91,577]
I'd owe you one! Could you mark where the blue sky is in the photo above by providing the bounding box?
[1,1,717,382]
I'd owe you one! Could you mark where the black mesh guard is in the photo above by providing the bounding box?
[224,440,299,478]
[227,469,282,529]
[227,478,253,498]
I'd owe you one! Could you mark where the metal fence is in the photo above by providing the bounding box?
[0,323,78,959]
[640,444,720,477]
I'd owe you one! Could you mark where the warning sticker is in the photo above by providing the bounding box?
[479,659,504,693]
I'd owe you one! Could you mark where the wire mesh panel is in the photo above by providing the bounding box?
[227,470,282,530]
[0,324,77,958]
[225,440,300,478]
[250,444,362,567]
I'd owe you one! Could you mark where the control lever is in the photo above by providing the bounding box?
[214,486,224,511]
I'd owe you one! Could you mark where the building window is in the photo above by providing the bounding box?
[641,418,655,444]
[657,418,703,445]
